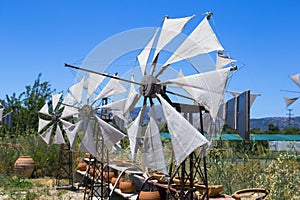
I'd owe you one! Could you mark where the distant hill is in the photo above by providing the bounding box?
[250,117,300,130]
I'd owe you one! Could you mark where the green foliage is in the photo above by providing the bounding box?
[1,73,55,136]
[282,126,300,134]
[208,147,300,199]
[267,123,280,133]
[256,153,300,200]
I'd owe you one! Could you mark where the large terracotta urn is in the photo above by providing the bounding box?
[14,156,35,178]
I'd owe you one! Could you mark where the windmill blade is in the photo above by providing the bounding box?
[127,105,146,162]
[39,103,50,116]
[59,118,74,130]
[124,77,142,115]
[100,99,128,121]
[160,67,231,120]
[156,15,224,78]
[137,28,159,75]
[40,126,53,145]
[289,73,300,87]
[59,92,75,109]
[38,118,52,132]
[157,94,210,166]
[284,97,299,107]
[61,105,79,118]
[52,93,62,110]
[93,76,127,104]
[216,51,236,70]
[141,106,168,174]
[150,15,193,75]
[52,125,66,144]
[0,108,3,122]
[80,120,97,158]
[96,115,126,147]
[86,72,106,100]
[69,78,84,104]
[227,90,260,107]
[65,120,82,148]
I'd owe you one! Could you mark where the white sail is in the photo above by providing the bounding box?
[124,79,141,116]
[65,120,82,148]
[86,72,105,99]
[141,106,168,174]
[59,118,74,129]
[227,90,260,107]
[156,16,224,78]
[216,52,236,70]
[137,29,159,75]
[38,118,51,132]
[0,108,3,122]
[101,99,128,121]
[39,103,50,116]
[289,73,300,87]
[69,78,84,104]
[157,94,209,165]
[96,116,125,147]
[284,97,299,107]
[52,93,62,110]
[127,106,145,161]
[52,125,66,144]
[59,92,75,109]
[93,77,126,103]
[40,126,53,144]
[150,16,193,74]
[80,120,97,158]
[100,79,140,122]
[160,68,230,120]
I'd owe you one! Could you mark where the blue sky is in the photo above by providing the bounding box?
[1,0,300,118]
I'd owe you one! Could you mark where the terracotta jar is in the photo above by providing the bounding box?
[119,181,135,193]
[139,190,161,200]
[103,171,115,182]
[111,177,125,188]
[14,156,35,178]
[77,161,87,171]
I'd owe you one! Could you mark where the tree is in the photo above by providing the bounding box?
[266,123,280,134]
[1,74,55,136]
[282,126,300,135]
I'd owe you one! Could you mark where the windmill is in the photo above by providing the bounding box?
[66,12,239,199]
[38,93,75,189]
[281,73,300,127]
[60,71,127,199]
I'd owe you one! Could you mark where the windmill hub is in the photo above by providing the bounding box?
[81,105,95,118]
[51,113,61,122]
[140,75,163,98]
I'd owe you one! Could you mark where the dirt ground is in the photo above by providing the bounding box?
[0,178,85,200]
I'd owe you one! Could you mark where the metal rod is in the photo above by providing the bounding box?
[65,63,144,86]
[165,90,195,101]
[280,89,300,94]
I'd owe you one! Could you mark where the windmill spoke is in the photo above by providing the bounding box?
[65,63,143,86]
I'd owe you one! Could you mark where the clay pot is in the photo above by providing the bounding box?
[196,184,223,197]
[111,177,125,188]
[139,191,161,200]
[173,176,198,186]
[77,161,87,171]
[88,166,100,178]
[119,181,135,193]
[103,171,115,182]
[152,172,167,183]
[14,156,35,178]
